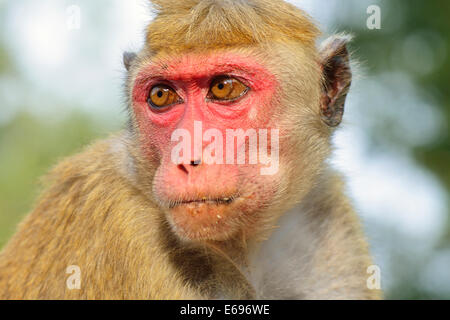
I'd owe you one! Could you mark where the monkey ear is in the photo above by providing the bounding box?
[123,51,137,71]
[319,35,352,127]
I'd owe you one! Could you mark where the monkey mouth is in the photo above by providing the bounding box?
[165,193,245,241]
[168,195,238,209]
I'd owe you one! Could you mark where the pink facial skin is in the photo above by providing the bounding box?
[132,52,282,241]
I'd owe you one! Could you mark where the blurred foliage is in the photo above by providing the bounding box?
[0,1,118,249]
[349,0,450,189]
[335,0,450,299]
[0,0,449,299]
[0,112,112,248]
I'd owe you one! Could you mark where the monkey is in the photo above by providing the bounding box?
[0,0,381,300]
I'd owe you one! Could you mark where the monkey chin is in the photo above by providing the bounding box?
[165,197,246,242]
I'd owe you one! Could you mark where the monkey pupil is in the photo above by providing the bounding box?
[218,83,224,90]
[157,91,163,98]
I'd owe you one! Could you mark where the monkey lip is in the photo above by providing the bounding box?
[168,196,237,209]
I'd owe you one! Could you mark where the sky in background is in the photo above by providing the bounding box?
[0,0,448,295]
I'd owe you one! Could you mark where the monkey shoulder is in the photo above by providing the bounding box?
[0,133,176,299]
[251,170,380,299]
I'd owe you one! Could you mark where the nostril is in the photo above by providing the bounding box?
[177,164,189,174]
[177,160,201,174]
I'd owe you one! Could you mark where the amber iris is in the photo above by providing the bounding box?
[208,76,249,101]
[148,85,180,109]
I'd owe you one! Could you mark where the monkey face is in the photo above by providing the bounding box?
[130,50,292,241]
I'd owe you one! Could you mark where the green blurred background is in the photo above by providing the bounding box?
[0,0,449,299]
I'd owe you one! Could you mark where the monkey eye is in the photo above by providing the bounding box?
[148,85,182,110]
[207,76,249,102]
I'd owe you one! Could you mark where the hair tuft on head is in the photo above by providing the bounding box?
[146,0,320,52]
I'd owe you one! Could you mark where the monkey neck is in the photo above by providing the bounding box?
[202,235,259,299]
[206,234,252,269]
[201,169,336,298]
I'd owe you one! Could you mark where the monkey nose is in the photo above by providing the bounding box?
[177,159,201,174]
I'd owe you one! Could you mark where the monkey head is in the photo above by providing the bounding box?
[123,0,351,244]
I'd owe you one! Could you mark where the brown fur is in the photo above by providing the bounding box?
[146,0,320,52]
[0,135,379,299]
[0,136,256,299]
[0,0,381,299]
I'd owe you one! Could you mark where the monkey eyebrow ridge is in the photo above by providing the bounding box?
[145,51,267,76]
[136,54,275,91]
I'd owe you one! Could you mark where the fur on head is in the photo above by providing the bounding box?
[146,0,320,52]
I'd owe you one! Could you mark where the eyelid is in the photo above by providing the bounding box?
[207,76,250,102]
[207,87,250,103]
[147,83,183,110]
[211,73,251,87]
[148,80,182,95]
